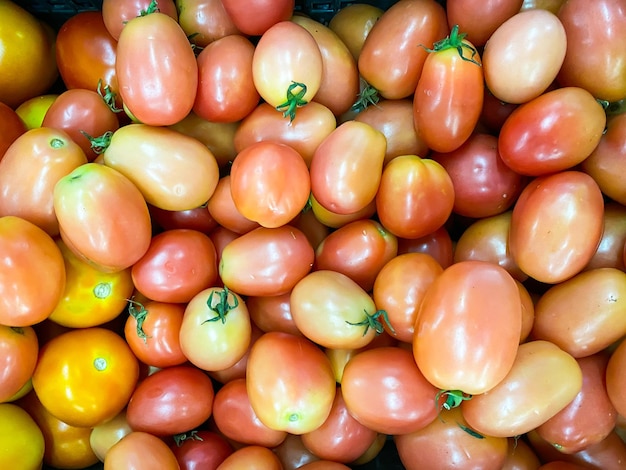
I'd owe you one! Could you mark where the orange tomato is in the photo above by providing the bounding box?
[0,403,45,470]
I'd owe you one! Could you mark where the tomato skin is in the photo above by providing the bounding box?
[176,0,241,48]
[53,163,153,273]
[606,338,626,417]
[462,340,583,438]
[358,0,448,99]
[220,0,294,36]
[150,204,218,234]
[584,202,626,272]
[0,127,87,237]
[397,226,454,269]
[246,292,301,337]
[498,87,606,176]
[89,410,133,462]
[509,171,604,284]
[376,155,455,240]
[309,193,377,230]
[246,331,336,435]
[0,403,45,470]
[216,445,284,470]
[501,437,541,470]
[32,327,140,428]
[0,101,26,158]
[102,0,178,40]
[170,430,233,470]
[104,431,180,470]
[206,175,260,235]
[116,12,197,126]
[219,225,314,297]
[126,365,214,436]
[0,325,38,403]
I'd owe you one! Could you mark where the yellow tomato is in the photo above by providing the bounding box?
[0,0,58,108]
[48,239,134,328]
[0,403,45,469]
[15,94,58,129]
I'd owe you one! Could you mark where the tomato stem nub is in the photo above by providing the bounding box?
[81,130,113,155]
[351,82,380,113]
[140,0,160,16]
[172,430,203,447]
[128,299,151,344]
[422,24,481,66]
[435,389,473,412]
[345,309,395,336]
[203,288,238,324]
[276,81,309,123]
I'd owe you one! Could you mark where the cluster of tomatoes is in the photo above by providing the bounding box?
[1,0,626,468]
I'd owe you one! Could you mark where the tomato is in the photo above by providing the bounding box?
[291,15,360,117]
[176,0,240,48]
[395,405,509,470]
[479,87,519,134]
[230,141,310,228]
[498,87,606,176]
[219,225,314,297]
[299,462,351,470]
[54,162,153,273]
[179,287,252,371]
[207,323,264,385]
[246,291,301,336]
[18,390,99,469]
[314,219,398,292]
[216,445,284,470]
[0,216,65,327]
[234,101,336,168]
[252,21,323,122]
[104,431,180,470]
[0,127,87,236]
[0,0,57,108]
[414,25,484,153]
[32,327,139,428]
[501,437,541,470]
[131,229,218,303]
[376,154,455,239]
[273,433,320,470]
[89,410,133,462]
[246,331,336,434]
[482,9,567,104]
[116,10,197,126]
[206,175,260,235]
[535,352,617,454]
[462,340,583,438]
[291,208,331,251]
[55,11,120,106]
[0,403,45,470]
[520,0,566,13]
[212,377,287,447]
[150,204,218,234]
[432,133,526,218]
[309,193,377,230]
[194,34,259,123]
[310,120,386,215]
[0,101,26,158]
[372,252,444,343]
[101,0,178,40]
[104,124,219,211]
[49,238,134,328]
[0,325,38,403]
[124,300,187,368]
[358,0,448,100]
[170,430,233,470]
[557,0,626,102]
[606,338,626,417]
[584,203,626,272]
[397,226,454,269]
[126,365,214,436]
[509,171,604,284]
[301,386,378,464]
[327,3,383,61]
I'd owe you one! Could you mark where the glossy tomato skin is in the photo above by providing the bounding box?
[0,403,45,470]
[126,365,214,436]
[397,226,454,269]
[584,202,626,272]
[220,0,294,36]
[498,87,606,176]
[53,163,153,273]
[358,0,448,99]
[219,225,314,297]
[216,445,284,470]
[116,12,197,125]
[327,3,383,61]
[342,346,439,435]
[0,216,66,327]
[509,171,604,284]
[606,338,626,417]
[0,325,38,403]
[246,292,301,337]
[246,331,336,434]
[0,101,26,158]
[104,431,180,470]
[176,0,241,48]
[89,410,133,462]
[32,327,140,428]
[206,175,260,235]
[150,204,218,234]
[101,0,178,40]
[309,193,377,230]
[170,430,233,470]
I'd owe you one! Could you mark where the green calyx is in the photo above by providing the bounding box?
[81,130,113,155]
[436,389,473,411]
[128,299,151,344]
[346,308,396,336]
[202,287,238,324]
[351,82,380,113]
[424,24,481,66]
[276,81,309,122]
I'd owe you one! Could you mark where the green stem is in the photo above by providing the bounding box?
[345,309,396,336]
[128,300,151,344]
[423,24,481,66]
[202,288,238,324]
[81,130,113,155]
[351,82,380,113]
[276,81,309,122]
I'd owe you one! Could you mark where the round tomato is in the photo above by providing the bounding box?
[246,292,301,336]
[170,429,233,470]
[32,327,139,428]
[0,403,45,470]
[104,431,180,470]
[176,0,240,48]
[0,325,38,403]
[206,175,260,235]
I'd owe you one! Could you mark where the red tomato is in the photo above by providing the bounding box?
[252,21,322,122]
[414,25,484,153]
[358,0,448,100]
[206,175,260,235]
[101,0,178,40]
[606,338,626,417]
[220,0,294,36]
[149,204,218,234]
[126,365,214,436]
[0,216,65,327]
[246,331,336,434]
[194,34,259,123]
[124,300,187,368]
[104,431,180,470]
[176,0,240,48]
[216,445,284,470]
[0,325,38,402]
[414,260,522,396]
[498,87,606,176]
[309,193,377,230]
[397,226,454,269]
[342,346,439,435]
[509,171,604,284]
[116,11,197,125]
[272,433,320,470]
[376,154,455,239]
[53,163,152,273]
[170,430,233,470]
[219,225,314,297]
[230,141,310,228]
[246,292,301,336]
[131,229,218,303]
[0,101,26,158]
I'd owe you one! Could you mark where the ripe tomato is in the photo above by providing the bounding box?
[252,21,323,122]
[179,287,251,371]
[309,193,377,230]
[54,163,153,273]
[116,10,197,125]
[246,292,301,336]
[104,431,180,470]
[216,445,284,470]
[606,338,626,417]
[0,216,66,327]
[0,127,87,236]
[101,0,178,40]
[0,403,45,470]
[397,226,454,269]
[327,3,383,61]
[32,327,139,428]
[48,238,134,328]
[246,331,336,434]
[221,0,293,36]
[126,365,214,436]
[0,101,26,158]
[206,175,260,235]
[150,204,218,234]
[176,0,240,48]
[273,433,319,469]
[170,430,233,470]
[0,325,38,402]
[230,141,310,228]
[501,437,541,470]
[207,323,264,385]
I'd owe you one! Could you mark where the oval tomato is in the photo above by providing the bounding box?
[327,3,383,61]
[606,338,626,417]
[220,0,294,36]
[176,0,240,48]
[0,403,45,470]
[104,431,180,470]
[101,0,178,40]
[206,175,260,235]
[0,325,38,403]
[216,445,284,470]
[170,429,233,470]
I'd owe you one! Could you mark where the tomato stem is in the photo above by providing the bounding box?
[435,389,472,412]
[127,299,151,344]
[97,79,123,113]
[457,422,484,439]
[140,0,160,16]
[81,130,113,155]
[172,430,203,447]
[351,82,380,113]
[422,24,481,66]
[345,308,395,336]
[10,327,24,335]
[276,81,309,123]
[202,288,238,324]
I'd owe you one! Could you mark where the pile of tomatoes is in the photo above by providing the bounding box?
[1,0,626,468]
